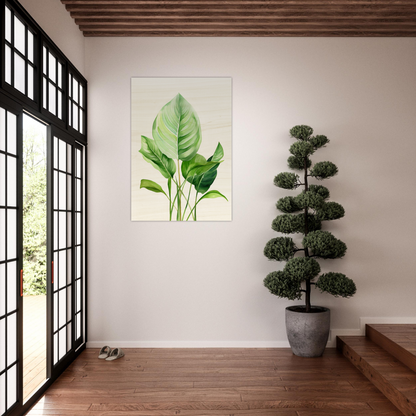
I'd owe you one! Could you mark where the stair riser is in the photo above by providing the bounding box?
[338,339,416,416]
[366,325,416,374]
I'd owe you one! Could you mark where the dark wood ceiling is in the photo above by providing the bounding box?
[61,0,416,37]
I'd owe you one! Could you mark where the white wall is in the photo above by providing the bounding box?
[18,0,85,75]
[85,37,416,347]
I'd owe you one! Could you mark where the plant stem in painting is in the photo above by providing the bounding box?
[176,159,184,221]
[139,93,228,221]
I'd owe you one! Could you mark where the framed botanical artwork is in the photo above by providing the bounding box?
[131,77,232,221]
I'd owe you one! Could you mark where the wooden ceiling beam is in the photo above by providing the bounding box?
[60,0,416,37]
[65,8,416,16]
[71,12,416,19]
[63,4,416,11]
[82,29,416,36]
[60,0,416,4]
[76,19,416,26]
[78,23,416,30]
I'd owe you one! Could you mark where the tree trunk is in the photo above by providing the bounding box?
[304,157,311,312]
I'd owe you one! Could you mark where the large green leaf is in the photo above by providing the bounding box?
[181,154,219,179]
[140,179,167,197]
[197,190,228,203]
[190,143,224,194]
[210,142,224,162]
[139,135,176,179]
[192,164,219,194]
[152,93,202,161]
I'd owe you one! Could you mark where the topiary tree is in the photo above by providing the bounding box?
[264,125,356,312]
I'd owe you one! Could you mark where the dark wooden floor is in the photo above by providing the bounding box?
[26,347,402,416]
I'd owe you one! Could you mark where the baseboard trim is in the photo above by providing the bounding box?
[328,328,361,347]
[87,341,291,348]
[359,316,416,334]
[329,317,416,347]
[87,318,416,349]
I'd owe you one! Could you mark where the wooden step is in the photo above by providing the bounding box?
[366,324,416,374]
[337,335,416,416]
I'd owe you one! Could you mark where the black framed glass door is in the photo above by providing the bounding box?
[22,112,48,402]
[0,101,22,416]
[51,133,73,366]
[1,1,87,413]
[49,129,85,371]
[0,108,87,416]
[73,143,84,351]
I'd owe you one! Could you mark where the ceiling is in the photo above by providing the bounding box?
[61,0,416,37]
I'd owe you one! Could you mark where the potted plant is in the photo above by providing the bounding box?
[264,125,356,357]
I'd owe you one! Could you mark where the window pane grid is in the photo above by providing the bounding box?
[5,6,11,42]
[68,74,85,135]
[52,137,74,365]
[74,148,83,340]
[52,281,72,294]
[53,319,73,336]
[42,46,65,121]
[4,5,35,101]
[0,106,18,412]
[0,358,18,377]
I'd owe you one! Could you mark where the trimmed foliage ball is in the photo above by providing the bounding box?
[317,202,345,221]
[274,172,299,189]
[309,184,330,200]
[310,135,329,149]
[272,214,304,234]
[316,273,356,298]
[310,161,338,180]
[284,257,321,281]
[289,142,315,159]
[303,230,347,259]
[264,237,296,261]
[264,271,302,300]
[276,196,302,213]
[272,213,321,234]
[289,125,313,141]
[295,190,324,210]
[287,155,312,171]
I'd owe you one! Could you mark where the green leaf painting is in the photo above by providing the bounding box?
[181,154,221,179]
[136,90,229,221]
[198,190,228,202]
[140,179,167,196]
[186,143,224,194]
[152,93,202,162]
[139,136,176,179]
[186,190,228,221]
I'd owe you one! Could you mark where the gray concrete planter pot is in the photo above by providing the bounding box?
[285,306,330,357]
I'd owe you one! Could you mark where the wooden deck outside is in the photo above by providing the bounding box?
[23,295,46,403]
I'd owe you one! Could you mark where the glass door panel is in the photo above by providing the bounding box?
[0,107,20,415]
[52,136,74,365]
[22,114,47,402]
[74,146,84,348]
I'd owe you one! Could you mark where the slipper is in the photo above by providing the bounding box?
[105,348,125,361]
[98,345,111,359]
